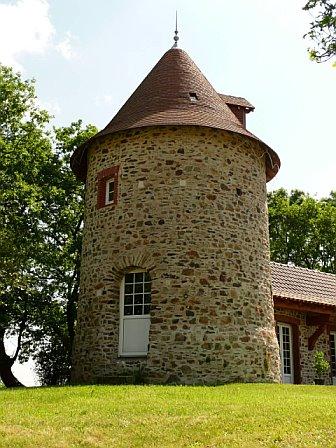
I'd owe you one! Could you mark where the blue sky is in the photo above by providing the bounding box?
[1,0,335,385]
[0,0,335,197]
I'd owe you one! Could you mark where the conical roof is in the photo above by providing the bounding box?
[71,47,280,181]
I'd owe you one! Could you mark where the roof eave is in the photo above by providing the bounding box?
[70,123,280,183]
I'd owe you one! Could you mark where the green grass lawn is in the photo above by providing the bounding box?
[1,384,336,448]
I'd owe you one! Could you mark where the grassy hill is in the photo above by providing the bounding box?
[1,384,336,447]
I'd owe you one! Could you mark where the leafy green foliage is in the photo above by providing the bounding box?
[303,0,336,64]
[268,189,336,273]
[314,351,330,379]
[33,120,97,385]
[0,64,56,371]
[0,63,97,386]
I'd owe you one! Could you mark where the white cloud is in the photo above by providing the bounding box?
[0,0,79,70]
[95,94,115,106]
[56,31,77,60]
[37,98,61,115]
[0,0,54,70]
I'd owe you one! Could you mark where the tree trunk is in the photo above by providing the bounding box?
[0,328,24,388]
[0,363,23,387]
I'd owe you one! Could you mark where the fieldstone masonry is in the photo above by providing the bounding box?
[72,125,281,384]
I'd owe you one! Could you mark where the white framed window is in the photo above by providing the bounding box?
[97,165,119,209]
[119,271,151,357]
[330,332,336,385]
[105,178,115,205]
[276,323,294,384]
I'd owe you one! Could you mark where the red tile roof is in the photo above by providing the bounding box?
[271,262,336,307]
[71,48,280,182]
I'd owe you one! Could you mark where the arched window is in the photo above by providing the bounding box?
[119,271,151,357]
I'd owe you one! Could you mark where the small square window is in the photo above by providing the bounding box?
[189,92,198,102]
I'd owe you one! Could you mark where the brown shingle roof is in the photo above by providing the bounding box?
[70,48,280,182]
[219,94,254,110]
[271,262,336,307]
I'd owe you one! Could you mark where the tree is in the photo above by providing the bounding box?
[0,64,55,386]
[303,0,336,63]
[268,188,336,273]
[0,64,97,387]
[33,120,97,386]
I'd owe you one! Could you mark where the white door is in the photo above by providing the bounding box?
[276,323,294,384]
[119,271,151,356]
[330,332,336,385]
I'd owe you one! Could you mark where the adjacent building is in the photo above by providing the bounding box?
[272,262,336,385]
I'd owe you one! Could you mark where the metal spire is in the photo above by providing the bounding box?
[172,11,179,48]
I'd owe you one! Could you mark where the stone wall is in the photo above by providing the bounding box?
[274,307,334,384]
[72,125,281,385]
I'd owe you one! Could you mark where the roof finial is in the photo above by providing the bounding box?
[173,11,179,48]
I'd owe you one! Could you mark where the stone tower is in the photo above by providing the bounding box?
[71,44,281,385]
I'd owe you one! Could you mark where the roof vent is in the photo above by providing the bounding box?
[189,92,198,102]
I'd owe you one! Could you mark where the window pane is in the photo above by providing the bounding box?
[134,294,143,305]
[125,273,134,284]
[106,179,115,203]
[108,191,114,203]
[125,284,133,294]
[124,306,133,316]
[134,305,142,315]
[122,271,151,317]
[124,295,133,305]
[144,272,151,282]
[135,272,144,283]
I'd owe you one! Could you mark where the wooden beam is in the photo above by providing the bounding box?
[306,314,330,326]
[274,296,335,315]
[308,324,327,351]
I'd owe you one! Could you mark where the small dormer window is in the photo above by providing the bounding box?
[189,92,198,102]
[105,178,115,204]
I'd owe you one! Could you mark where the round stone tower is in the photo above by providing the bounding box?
[71,45,281,385]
